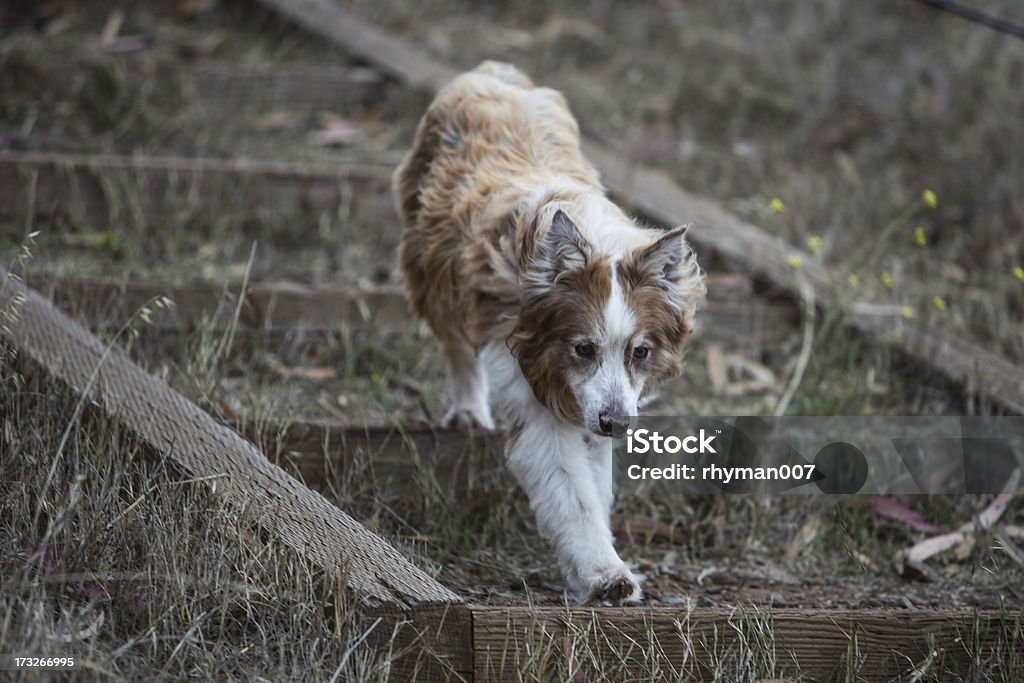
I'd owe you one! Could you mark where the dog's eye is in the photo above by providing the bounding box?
[574,342,597,359]
[632,345,650,360]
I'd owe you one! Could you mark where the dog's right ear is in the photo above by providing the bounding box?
[527,210,591,291]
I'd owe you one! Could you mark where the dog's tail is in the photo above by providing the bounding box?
[472,60,534,89]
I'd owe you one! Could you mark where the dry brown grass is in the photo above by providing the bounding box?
[0,354,397,681]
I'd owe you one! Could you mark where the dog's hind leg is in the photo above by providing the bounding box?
[437,331,495,430]
[397,209,494,430]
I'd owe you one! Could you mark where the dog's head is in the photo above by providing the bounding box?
[510,209,704,436]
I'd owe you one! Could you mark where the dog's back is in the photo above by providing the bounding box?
[394,62,605,346]
[394,61,599,234]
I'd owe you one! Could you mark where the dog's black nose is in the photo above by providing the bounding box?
[598,412,628,436]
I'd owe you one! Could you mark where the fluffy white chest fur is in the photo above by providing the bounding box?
[394,61,705,604]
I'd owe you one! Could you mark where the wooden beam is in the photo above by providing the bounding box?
[372,604,475,682]
[0,150,394,233]
[0,265,461,609]
[30,273,796,345]
[29,275,411,335]
[1,43,389,124]
[186,62,386,122]
[242,418,507,502]
[249,0,1024,416]
[471,605,1021,681]
[250,0,456,93]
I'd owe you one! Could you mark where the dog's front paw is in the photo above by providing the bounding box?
[579,566,644,606]
[441,405,496,431]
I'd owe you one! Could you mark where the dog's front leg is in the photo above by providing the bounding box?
[585,434,616,519]
[507,418,643,605]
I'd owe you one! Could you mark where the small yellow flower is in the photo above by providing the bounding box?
[892,330,903,343]
[914,226,926,247]
[848,273,860,287]
[900,305,914,320]
[1014,266,1024,283]
[922,189,938,209]
[807,235,822,256]
[933,296,946,311]
[787,255,802,269]
[881,272,894,289]
[769,198,786,214]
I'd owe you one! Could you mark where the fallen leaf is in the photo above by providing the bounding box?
[871,496,941,534]
[907,532,964,564]
[695,566,717,586]
[536,15,606,47]
[311,114,366,146]
[954,533,976,561]
[833,151,863,196]
[784,514,821,562]
[217,396,241,421]
[658,550,678,575]
[720,354,778,395]
[99,9,124,47]
[896,554,938,582]
[705,343,726,394]
[104,35,150,54]
[249,110,300,131]
[51,610,105,643]
[853,551,878,571]
[905,471,1019,564]
[43,11,76,37]
[273,365,335,381]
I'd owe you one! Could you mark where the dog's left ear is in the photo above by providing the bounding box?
[626,226,702,308]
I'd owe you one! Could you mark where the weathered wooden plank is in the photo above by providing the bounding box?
[1,43,388,124]
[0,150,394,233]
[854,313,1024,414]
[30,275,412,335]
[371,604,475,682]
[243,419,507,501]
[0,265,460,608]
[252,0,456,93]
[30,273,796,348]
[187,61,387,121]
[250,0,1024,416]
[471,605,1021,681]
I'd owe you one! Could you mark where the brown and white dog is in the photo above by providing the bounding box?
[394,62,705,604]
